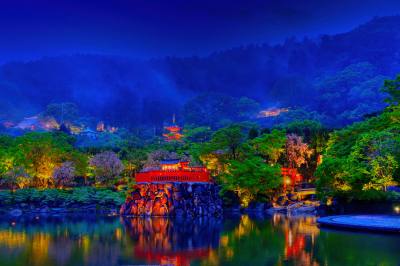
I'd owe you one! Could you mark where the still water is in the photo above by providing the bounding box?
[0,214,399,266]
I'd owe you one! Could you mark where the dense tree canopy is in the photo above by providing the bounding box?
[316,76,400,201]
[1,16,400,129]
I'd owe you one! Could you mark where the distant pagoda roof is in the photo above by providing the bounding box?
[164,125,181,132]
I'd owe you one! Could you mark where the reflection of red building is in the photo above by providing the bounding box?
[272,214,320,265]
[136,160,211,183]
[134,247,211,266]
[123,218,218,266]
[285,231,306,258]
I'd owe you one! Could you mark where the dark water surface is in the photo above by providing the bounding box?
[0,214,399,266]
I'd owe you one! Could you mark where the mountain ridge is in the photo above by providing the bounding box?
[1,15,399,128]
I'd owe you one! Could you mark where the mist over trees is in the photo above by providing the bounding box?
[0,16,399,129]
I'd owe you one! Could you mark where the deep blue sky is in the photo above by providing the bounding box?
[1,0,400,62]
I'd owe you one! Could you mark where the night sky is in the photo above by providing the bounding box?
[1,0,400,62]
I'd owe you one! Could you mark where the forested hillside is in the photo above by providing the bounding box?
[1,16,399,128]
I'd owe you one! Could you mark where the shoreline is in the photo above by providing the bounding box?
[317,215,400,233]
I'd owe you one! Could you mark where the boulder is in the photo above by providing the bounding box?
[120,182,222,217]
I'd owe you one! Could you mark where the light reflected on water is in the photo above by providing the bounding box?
[0,214,399,266]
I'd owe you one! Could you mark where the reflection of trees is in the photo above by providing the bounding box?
[0,216,123,266]
[83,241,120,266]
[204,214,320,266]
[48,238,73,266]
[0,215,399,266]
[315,230,400,266]
[206,215,285,265]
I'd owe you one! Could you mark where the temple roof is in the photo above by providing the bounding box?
[160,159,180,165]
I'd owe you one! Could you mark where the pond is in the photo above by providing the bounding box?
[0,214,399,266]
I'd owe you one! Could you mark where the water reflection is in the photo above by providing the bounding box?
[274,215,319,266]
[0,214,399,266]
[122,217,221,265]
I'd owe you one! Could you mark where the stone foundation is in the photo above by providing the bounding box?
[120,183,223,217]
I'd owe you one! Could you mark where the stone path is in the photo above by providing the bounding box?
[317,215,400,233]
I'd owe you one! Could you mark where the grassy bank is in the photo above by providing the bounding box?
[0,187,126,215]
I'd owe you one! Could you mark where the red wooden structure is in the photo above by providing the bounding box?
[163,125,183,141]
[136,160,211,183]
[281,167,303,187]
[163,114,183,142]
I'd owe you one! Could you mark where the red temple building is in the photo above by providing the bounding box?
[163,114,183,142]
[136,160,211,183]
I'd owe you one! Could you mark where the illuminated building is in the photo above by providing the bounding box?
[15,115,60,131]
[258,107,289,118]
[136,159,210,183]
[163,114,183,142]
[96,121,105,132]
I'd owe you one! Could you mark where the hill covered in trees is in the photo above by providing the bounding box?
[1,16,400,129]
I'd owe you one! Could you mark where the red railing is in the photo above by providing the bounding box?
[136,170,211,183]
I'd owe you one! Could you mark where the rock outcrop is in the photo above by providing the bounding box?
[120,183,223,217]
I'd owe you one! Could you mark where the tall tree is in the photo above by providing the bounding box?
[89,151,124,186]
[285,134,313,169]
[222,155,282,206]
[251,129,286,164]
[209,125,244,160]
[52,161,76,188]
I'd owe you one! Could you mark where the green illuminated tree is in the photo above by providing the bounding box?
[251,129,286,164]
[222,155,282,206]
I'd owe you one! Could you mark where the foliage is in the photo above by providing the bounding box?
[89,151,124,186]
[316,81,400,201]
[9,132,84,187]
[222,155,282,206]
[207,124,245,160]
[285,134,313,168]
[315,62,388,126]
[2,16,400,129]
[251,129,286,164]
[183,93,259,128]
[0,187,125,207]
[52,161,76,188]
[75,132,124,149]
[196,125,286,205]
[119,148,147,178]
[0,166,31,190]
[183,126,212,143]
[381,74,400,106]
[280,120,329,153]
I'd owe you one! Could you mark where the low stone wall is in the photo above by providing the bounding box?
[120,183,223,217]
